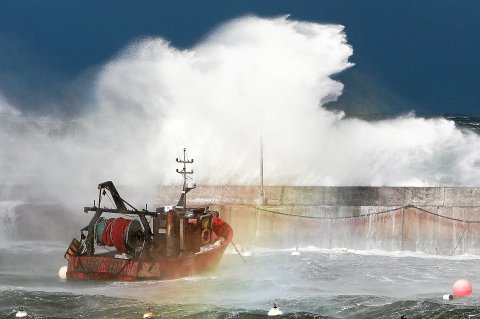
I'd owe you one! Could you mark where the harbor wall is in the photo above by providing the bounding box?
[155,186,480,255]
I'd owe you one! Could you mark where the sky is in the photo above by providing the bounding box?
[0,0,479,117]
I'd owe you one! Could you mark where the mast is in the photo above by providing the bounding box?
[260,136,265,205]
[176,148,195,210]
[176,148,195,253]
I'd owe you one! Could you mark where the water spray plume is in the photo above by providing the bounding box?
[0,15,480,195]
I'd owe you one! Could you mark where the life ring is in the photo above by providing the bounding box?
[201,229,211,245]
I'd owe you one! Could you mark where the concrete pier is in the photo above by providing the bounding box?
[1,185,479,254]
[155,186,480,255]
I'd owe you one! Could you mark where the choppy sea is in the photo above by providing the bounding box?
[2,242,480,319]
[446,115,480,135]
[1,115,479,319]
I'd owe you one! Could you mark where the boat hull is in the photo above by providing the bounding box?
[66,222,233,281]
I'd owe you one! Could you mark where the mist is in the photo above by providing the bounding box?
[1,16,480,206]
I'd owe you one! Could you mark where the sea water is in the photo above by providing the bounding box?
[1,116,480,319]
[2,243,480,318]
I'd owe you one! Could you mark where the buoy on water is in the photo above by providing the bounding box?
[143,309,155,318]
[453,279,472,298]
[267,303,283,316]
[15,307,27,318]
[291,247,300,256]
[442,294,454,300]
[58,265,68,280]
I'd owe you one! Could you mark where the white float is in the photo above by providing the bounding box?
[15,307,27,318]
[443,294,454,300]
[58,265,68,280]
[268,303,283,316]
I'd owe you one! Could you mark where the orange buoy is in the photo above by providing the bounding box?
[453,279,472,298]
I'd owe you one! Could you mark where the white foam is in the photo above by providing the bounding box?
[229,245,480,261]
[0,201,23,243]
[0,16,479,189]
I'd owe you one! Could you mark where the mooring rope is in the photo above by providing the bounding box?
[412,205,480,223]
[451,222,468,256]
[250,203,478,255]
[204,202,479,255]
[251,205,405,220]
[250,204,480,224]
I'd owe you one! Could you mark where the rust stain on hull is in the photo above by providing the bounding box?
[67,223,233,281]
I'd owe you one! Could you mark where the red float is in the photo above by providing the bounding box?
[453,279,472,298]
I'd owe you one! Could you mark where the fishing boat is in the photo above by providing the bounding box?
[64,149,233,280]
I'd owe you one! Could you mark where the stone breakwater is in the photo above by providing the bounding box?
[155,186,480,255]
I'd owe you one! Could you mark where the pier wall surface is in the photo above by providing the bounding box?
[155,186,480,255]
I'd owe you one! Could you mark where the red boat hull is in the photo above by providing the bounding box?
[67,222,233,281]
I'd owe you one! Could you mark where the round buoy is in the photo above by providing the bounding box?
[267,303,283,316]
[15,307,27,318]
[453,279,472,298]
[58,266,68,280]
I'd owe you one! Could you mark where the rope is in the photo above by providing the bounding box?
[253,205,403,220]
[451,222,468,256]
[251,204,480,224]
[231,241,246,264]
[251,204,478,255]
[412,206,480,223]
[106,192,115,209]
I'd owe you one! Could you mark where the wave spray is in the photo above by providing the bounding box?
[1,16,480,191]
